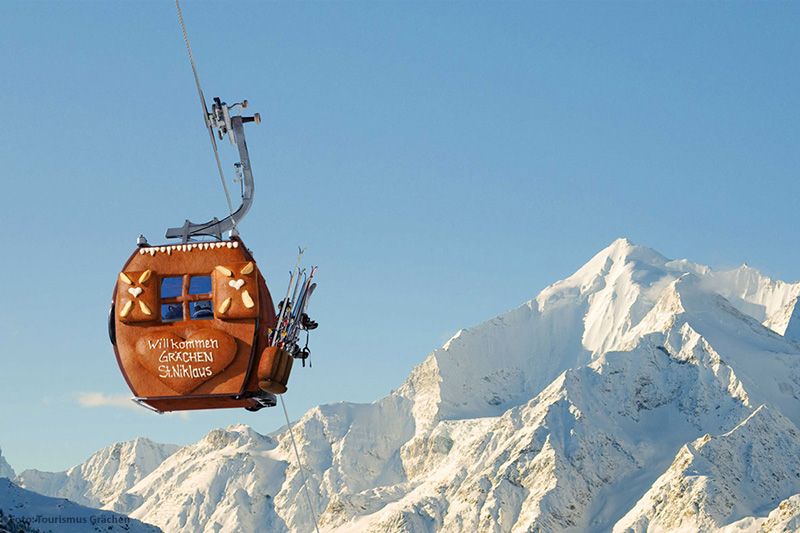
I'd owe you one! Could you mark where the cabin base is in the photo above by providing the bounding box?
[132,390,277,413]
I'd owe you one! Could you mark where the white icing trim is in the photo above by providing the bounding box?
[134,242,240,255]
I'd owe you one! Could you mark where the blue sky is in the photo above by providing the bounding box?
[1,1,799,472]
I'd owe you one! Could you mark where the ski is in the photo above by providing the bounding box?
[271,247,305,346]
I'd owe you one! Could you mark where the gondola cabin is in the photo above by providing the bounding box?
[110,237,294,412]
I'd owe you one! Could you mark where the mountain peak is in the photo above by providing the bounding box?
[608,236,635,251]
[0,446,14,479]
[397,239,800,431]
[0,478,162,532]
[554,238,671,300]
[198,424,272,452]
[599,237,666,264]
[14,437,179,509]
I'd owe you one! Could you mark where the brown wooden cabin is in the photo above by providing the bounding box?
[109,237,292,412]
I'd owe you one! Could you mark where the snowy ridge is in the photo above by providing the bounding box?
[15,437,179,509]
[702,264,800,335]
[18,239,800,532]
[760,494,800,532]
[615,404,800,532]
[0,478,161,533]
[107,425,290,532]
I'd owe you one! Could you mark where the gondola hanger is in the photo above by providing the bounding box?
[166,97,261,242]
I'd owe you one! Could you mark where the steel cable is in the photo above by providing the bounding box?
[174,0,239,235]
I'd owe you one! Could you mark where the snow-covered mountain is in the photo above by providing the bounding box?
[15,438,179,508]
[105,425,290,532]
[17,239,800,532]
[0,478,162,533]
[0,446,15,479]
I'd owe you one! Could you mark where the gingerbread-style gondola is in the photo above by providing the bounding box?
[108,86,316,413]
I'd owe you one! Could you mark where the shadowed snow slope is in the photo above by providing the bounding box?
[19,239,800,532]
[0,478,162,533]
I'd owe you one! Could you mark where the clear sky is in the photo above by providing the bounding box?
[1,1,799,472]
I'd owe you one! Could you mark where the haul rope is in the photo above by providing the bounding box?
[281,394,321,533]
[174,0,239,234]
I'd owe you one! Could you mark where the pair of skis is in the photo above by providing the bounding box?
[270,248,318,361]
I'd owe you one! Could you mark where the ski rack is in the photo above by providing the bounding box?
[166,97,261,243]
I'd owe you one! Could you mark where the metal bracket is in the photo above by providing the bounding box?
[165,97,261,243]
[130,397,164,414]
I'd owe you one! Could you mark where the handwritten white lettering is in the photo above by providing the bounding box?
[145,337,219,350]
[147,336,221,382]
[158,365,213,379]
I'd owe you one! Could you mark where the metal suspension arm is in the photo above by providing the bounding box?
[165,98,261,242]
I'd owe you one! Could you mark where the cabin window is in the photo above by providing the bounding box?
[190,300,214,320]
[159,275,214,322]
[161,304,183,322]
[189,276,212,295]
[161,277,183,299]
